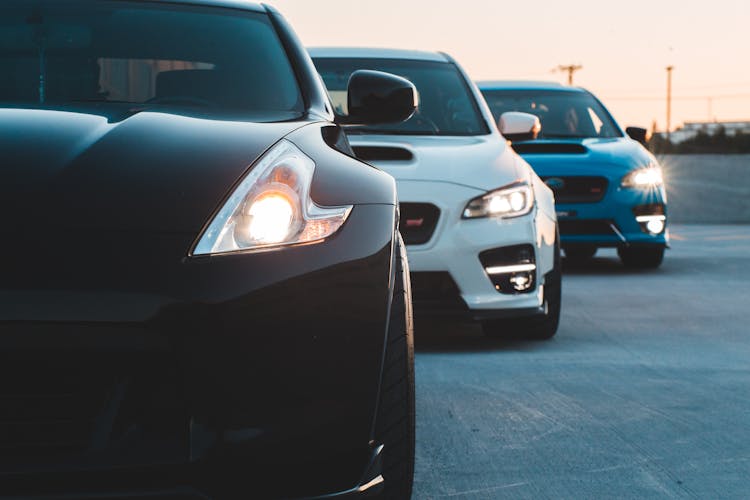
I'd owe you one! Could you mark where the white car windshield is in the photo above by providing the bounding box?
[314,57,488,136]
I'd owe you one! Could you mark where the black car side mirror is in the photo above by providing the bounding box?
[625,126,649,145]
[341,70,417,125]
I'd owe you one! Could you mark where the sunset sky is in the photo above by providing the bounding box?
[272,0,750,132]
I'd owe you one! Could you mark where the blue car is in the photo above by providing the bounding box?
[478,81,668,268]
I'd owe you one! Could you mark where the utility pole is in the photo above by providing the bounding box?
[666,65,674,141]
[557,64,583,86]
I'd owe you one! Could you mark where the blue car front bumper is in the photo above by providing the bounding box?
[556,184,668,248]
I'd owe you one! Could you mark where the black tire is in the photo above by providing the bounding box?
[374,233,415,499]
[564,245,597,261]
[482,231,562,341]
[618,246,665,269]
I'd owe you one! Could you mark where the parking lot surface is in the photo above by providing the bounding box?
[413,224,750,499]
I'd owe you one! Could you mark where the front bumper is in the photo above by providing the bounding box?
[0,448,385,500]
[557,185,668,248]
[397,181,556,317]
[0,204,395,499]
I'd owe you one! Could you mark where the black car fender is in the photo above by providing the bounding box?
[285,122,398,208]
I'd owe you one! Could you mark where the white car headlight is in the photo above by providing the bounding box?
[462,182,534,219]
[193,140,352,256]
[621,166,663,188]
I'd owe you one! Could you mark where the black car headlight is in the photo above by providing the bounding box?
[462,182,534,219]
[193,140,352,256]
[620,166,663,189]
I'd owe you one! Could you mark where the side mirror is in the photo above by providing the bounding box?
[342,70,417,125]
[625,126,649,145]
[498,112,541,142]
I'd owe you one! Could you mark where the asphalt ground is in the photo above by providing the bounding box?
[412,224,750,499]
[660,155,750,224]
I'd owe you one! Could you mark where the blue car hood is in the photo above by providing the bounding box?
[514,137,656,178]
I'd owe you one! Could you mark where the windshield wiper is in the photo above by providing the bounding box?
[68,98,138,104]
[540,133,590,139]
[344,127,439,136]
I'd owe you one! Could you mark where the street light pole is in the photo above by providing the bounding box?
[666,65,674,141]
[557,64,583,86]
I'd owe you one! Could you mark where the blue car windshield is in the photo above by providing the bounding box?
[481,89,623,139]
[0,1,303,114]
[314,57,489,136]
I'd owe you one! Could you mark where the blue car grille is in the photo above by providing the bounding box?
[543,176,608,203]
[559,219,617,235]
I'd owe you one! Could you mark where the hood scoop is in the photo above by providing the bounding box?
[353,146,413,162]
[511,143,588,155]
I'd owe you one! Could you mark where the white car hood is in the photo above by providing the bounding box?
[347,134,526,192]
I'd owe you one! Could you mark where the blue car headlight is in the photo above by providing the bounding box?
[621,166,663,189]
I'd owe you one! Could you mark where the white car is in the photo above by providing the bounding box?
[311,48,560,339]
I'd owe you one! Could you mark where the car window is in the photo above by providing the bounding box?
[0,1,303,114]
[481,89,622,139]
[314,57,488,136]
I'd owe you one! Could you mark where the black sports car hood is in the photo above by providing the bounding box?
[0,107,306,234]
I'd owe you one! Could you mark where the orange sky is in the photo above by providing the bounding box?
[272,0,750,131]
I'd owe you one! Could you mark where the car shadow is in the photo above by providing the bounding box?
[414,316,549,354]
[561,255,670,276]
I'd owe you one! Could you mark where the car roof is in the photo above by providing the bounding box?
[477,80,586,92]
[123,0,265,12]
[309,47,451,63]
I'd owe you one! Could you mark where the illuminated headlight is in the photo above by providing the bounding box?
[463,183,534,219]
[621,167,663,188]
[193,140,352,256]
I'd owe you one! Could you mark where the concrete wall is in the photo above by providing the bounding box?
[658,154,750,223]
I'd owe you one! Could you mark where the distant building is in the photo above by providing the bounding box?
[657,121,750,143]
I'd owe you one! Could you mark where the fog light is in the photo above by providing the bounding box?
[485,263,536,275]
[479,244,537,294]
[510,272,534,292]
[636,215,666,235]
[646,218,665,234]
[484,264,536,293]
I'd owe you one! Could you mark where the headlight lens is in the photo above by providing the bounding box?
[621,166,663,188]
[462,183,534,219]
[193,140,352,256]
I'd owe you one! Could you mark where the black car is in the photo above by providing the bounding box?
[0,1,417,498]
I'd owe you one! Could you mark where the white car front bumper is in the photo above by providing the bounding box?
[398,180,556,318]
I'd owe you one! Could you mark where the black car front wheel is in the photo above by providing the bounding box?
[618,246,665,269]
[374,233,415,499]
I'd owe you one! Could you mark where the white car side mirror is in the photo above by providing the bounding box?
[498,112,541,142]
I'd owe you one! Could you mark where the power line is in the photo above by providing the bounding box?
[675,82,750,91]
[666,66,673,138]
[602,93,750,101]
[597,81,750,93]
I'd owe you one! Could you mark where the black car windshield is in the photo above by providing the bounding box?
[0,1,303,114]
[314,57,488,136]
[481,89,623,139]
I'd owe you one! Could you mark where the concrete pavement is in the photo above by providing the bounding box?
[413,224,750,499]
